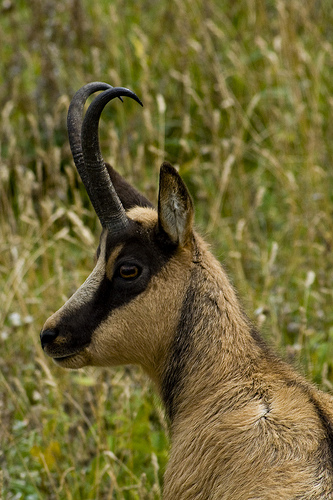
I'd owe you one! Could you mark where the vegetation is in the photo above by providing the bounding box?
[1,0,333,497]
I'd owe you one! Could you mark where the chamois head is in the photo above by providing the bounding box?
[40,82,195,383]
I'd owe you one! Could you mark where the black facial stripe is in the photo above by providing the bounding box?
[55,219,177,352]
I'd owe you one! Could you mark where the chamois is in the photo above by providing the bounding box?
[41,82,333,499]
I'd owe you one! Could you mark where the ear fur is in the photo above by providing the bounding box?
[158,162,194,247]
[105,164,154,210]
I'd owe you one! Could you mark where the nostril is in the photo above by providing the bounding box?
[40,328,59,349]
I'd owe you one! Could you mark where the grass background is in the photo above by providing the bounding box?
[1,0,333,498]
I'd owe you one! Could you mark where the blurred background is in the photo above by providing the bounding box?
[1,0,333,498]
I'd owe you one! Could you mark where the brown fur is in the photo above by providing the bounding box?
[41,161,333,498]
[162,239,333,498]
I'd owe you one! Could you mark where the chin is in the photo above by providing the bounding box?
[53,350,89,369]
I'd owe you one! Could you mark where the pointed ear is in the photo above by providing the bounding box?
[158,162,194,247]
[105,164,154,210]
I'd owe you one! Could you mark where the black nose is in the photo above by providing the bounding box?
[40,328,59,349]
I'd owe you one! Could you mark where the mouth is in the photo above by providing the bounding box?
[44,341,90,360]
[53,353,86,370]
[49,347,89,369]
[53,353,78,362]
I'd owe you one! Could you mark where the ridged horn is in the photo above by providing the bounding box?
[81,87,143,232]
[67,82,113,205]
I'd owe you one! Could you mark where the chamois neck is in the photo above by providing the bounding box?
[160,245,264,423]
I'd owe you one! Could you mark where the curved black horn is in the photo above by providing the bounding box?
[81,87,143,232]
[67,82,113,204]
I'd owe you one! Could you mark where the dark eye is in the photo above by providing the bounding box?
[118,264,140,280]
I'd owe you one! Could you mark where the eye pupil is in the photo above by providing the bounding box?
[119,265,139,279]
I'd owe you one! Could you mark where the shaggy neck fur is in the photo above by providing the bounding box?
[161,237,261,423]
[158,237,333,500]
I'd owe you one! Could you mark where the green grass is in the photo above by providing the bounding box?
[1,0,333,497]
